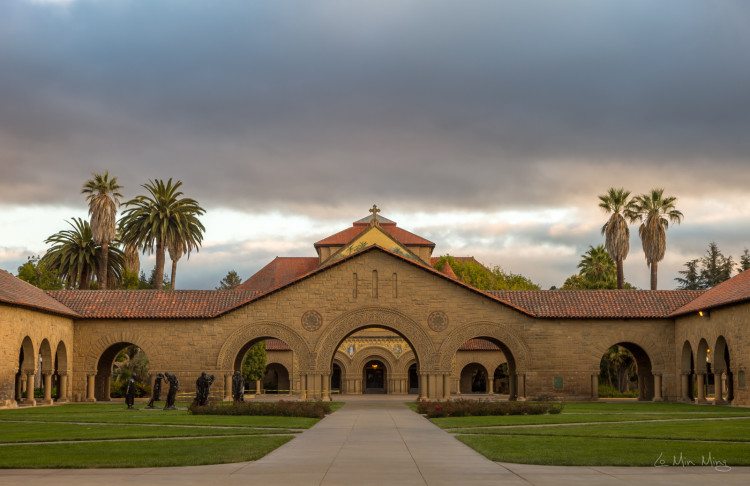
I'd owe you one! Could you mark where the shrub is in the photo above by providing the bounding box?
[415,399,563,418]
[110,380,151,398]
[598,383,639,398]
[189,400,333,419]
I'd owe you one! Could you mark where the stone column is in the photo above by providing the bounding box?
[696,373,706,403]
[223,374,232,401]
[25,372,36,406]
[428,374,438,399]
[299,374,308,400]
[680,373,690,401]
[714,372,725,404]
[418,372,427,401]
[516,373,526,401]
[104,375,112,401]
[255,380,262,395]
[488,376,494,395]
[322,373,331,401]
[15,373,23,402]
[509,373,517,400]
[58,373,69,402]
[591,374,599,399]
[653,374,663,402]
[86,374,96,402]
[43,373,53,404]
[442,374,451,400]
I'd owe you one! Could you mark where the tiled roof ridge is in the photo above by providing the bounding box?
[669,269,750,317]
[0,269,78,318]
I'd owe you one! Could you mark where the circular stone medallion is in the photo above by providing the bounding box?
[301,310,323,332]
[428,311,448,332]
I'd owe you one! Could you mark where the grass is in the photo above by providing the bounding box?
[0,401,338,468]
[419,401,750,466]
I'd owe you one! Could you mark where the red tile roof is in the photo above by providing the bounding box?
[237,257,319,292]
[670,269,750,317]
[439,261,458,280]
[459,338,502,351]
[315,224,434,247]
[48,289,259,319]
[487,290,704,319]
[0,269,78,317]
[265,338,291,351]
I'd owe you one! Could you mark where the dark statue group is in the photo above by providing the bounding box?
[122,370,247,410]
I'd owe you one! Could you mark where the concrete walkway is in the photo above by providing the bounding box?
[2,397,749,485]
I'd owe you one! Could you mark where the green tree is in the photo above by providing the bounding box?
[627,189,683,290]
[81,171,123,289]
[40,218,125,289]
[741,249,750,272]
[241,342,267,388]
[433,255,540,290]
[598,187,632,289]
[119,179,205,289]
[699,242,735,288]
[561,245,634,289]
[675,259,703,290]
[217,270,243,290]
[16,256,63,290]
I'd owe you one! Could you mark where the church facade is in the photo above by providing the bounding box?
[1,209,748,407]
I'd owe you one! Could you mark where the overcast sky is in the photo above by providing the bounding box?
[1,0,749,289]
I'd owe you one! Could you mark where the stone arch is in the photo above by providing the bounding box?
[597,341,655,401]
[680,340,695,401]
[84,331,156,373]
[681,340,694,374]
[397,350,417,375]
[217,321,312,371]
[696,338,709,373]
[38,339,53,373]
[460,362,489,394]
[350,345,398,375]
[94,341,151,401]
[589,335,665,374]
[714,336,730,373]
[314,307,436,371]
[18,336,35,372]
[714,335,733,403]
[437,322,530,371]
[262,363,291,394]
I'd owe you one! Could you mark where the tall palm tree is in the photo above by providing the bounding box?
[627,189,684,290]
[40,218,125,289]
[598,187,631,289]
[119,179,205,289]
[81,171,123,289]
[168,238,184,290]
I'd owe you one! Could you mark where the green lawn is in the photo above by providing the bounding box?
[0,401,336,468]
[422,401,750,466]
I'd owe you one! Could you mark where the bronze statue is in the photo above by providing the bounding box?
[124,378,136,409]
[164,372,179,410]
[146,373,165,409]
[232,370,245,402]
[194,371,215,406]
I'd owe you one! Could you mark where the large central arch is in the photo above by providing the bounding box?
[313,307,437,371]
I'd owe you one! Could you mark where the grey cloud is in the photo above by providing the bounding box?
[1,0,749,211]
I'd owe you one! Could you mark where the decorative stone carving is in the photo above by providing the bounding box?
[301,310,323,332]
[428,311,448,332]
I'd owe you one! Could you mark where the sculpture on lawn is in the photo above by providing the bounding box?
[232,370,245,402]
[146,372,165,409]
[194,372,215,407]
[164,372,179,410]
[124,378,136,409]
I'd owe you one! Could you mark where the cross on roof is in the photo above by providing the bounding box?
[369,204,380,226]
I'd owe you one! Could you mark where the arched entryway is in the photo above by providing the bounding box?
[331,362,343,394]
[263,363,290,394]
[408,362,419,394]
[95,342,150,401]
[15,336,35,405]
[680,341,695,401]
[460,363,488,394]
[493,363,510,394]
[714,336,733,404]
[363,360,387,394]
[696,338,710,402]
[598,342,654,401]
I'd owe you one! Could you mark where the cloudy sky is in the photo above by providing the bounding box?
[1,0,749,289]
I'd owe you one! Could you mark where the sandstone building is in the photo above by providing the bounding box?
[1,209,748,407]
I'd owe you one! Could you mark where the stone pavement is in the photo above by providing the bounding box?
[1,397,749,485]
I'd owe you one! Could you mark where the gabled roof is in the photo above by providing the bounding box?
[0,269,78,318]
[487,290,704,319]
[670,269,750,317]
[48,289,259,319]
[236,257,319,292]
[315,224,434,247]
[323,225,424,265]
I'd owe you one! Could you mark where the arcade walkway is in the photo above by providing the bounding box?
[2,397,749,485]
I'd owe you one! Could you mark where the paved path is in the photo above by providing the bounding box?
[2,398,750,485]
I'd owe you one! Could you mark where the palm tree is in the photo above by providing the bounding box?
[598,188,631,289]
[168,238,184,290]
[40,218,125,289]
[119,179,205,289]
[578,245,617,288]
[627,189,683,290]
[81,171,123,289]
